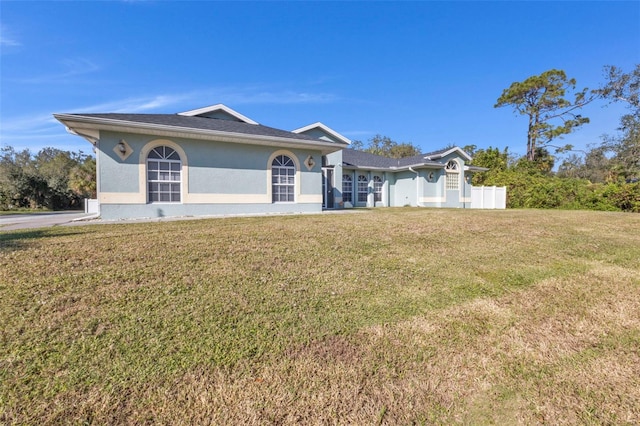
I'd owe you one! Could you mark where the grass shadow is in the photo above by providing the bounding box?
[0,228,86,252]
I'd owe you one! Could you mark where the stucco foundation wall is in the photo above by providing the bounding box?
[100,202,322,220]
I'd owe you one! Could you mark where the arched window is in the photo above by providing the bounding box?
[272,155,295,202]
[342,174,353,204]
[445,160,459,190]
[357,175,368,203]
[373,176,383,202]
[147,146,181,202]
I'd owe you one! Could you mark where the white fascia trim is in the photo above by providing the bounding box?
[342,165,396,172]
[54,114,343,154]
[176,104,259,125]
[291,122,351,145]
[399,163,445,171]
[425,147,473,162]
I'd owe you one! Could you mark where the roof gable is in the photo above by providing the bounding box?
[291,122,351,145]
[177,104,259,125]
[423,147,472,162]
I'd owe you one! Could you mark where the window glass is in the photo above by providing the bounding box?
[445,161,459,190]
[272,155,295,202]
[357,175,368,203]
[147,146,181,203]
[373,176,383,202]
[342,174,352,203]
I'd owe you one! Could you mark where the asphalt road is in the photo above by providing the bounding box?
[0,212,95,231]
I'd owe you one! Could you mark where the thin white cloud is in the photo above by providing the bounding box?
[0,97,176,146]
[0,24,21,47]
[12,58,101,84]
[61,87,339,115]
[72,94,192,114]
[0,113,57,134]
[0,35,20,47]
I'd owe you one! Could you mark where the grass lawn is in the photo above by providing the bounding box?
[1,208,639,424]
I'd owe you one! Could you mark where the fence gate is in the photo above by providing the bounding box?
[470,186,506,209]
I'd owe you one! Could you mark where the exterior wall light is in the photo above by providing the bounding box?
[304,155,316,171]
[113,139,132,161]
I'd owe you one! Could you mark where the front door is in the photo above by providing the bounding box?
[322,168,334,209]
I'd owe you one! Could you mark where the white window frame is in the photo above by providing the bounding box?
[147,146,182,203]
[373,175,383,202]
[272,155,296,203]
[445,161,460,191]
[357,174,368,203]
[342,174,353,204]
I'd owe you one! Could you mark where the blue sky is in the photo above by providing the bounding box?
[1,1,639,160]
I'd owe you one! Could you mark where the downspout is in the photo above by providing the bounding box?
[384,171,389,207]
[409,167,422,207]
[367,170,372,207]
[462,172,466,208]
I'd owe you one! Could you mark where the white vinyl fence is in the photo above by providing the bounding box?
[84,198,100,214]
[471,186,507,209]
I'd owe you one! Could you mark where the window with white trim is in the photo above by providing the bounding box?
[272,155,295,202]
[373,176,383,202]
[342,174,353,204]
[445,161,459,190]
[357,175,368,202]
[147,146,181,202]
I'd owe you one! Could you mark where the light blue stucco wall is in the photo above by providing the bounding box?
[390,170,417,207]
[98,135,141,193]
[96,130,323,220]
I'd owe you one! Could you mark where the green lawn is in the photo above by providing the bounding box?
[1,208,639,424]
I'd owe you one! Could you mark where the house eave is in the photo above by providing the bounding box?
[54,114,346,154]
[425,147,473,162]
[342,163,445,172]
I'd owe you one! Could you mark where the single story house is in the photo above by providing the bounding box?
[54,104,486,220]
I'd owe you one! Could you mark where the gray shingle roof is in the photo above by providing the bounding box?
[422,148,453,158]
[342,149,443,169]
[63,113,330,143]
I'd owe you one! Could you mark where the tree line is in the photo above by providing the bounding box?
[0,146,96,211]
[355,64,639,212]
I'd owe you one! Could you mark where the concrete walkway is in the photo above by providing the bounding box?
[0,212,96,232]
